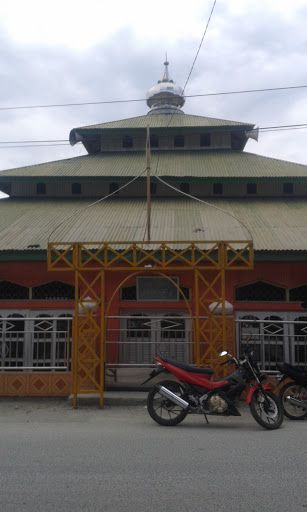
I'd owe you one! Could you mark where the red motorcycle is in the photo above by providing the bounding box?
[143,344,284,430]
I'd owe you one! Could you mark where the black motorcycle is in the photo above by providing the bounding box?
[276,362,307,420]
[143,342,284,430]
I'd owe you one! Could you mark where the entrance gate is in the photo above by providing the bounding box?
[111,312,191,366]
[48,240,253,406]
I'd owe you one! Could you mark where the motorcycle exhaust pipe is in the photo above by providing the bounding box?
[285,396,307,410]
[157,385,189,409]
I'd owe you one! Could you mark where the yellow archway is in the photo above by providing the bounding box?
[48,240,253,407]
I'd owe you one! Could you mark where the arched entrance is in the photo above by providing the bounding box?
[104,270,194,386]
[48,240,253,406]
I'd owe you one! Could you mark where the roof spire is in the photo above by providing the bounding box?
[162,53,171,82]
[146,58,185,115]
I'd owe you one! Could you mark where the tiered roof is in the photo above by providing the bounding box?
[0,61,307,258]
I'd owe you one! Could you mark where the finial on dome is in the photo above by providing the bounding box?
[162,54,171,82]
[146,58,185,115]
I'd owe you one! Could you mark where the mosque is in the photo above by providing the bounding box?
[0,61,306,401]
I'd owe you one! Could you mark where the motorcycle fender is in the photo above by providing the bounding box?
[141,365,167,385]
[245,384,270,404]
[276,374,287,385]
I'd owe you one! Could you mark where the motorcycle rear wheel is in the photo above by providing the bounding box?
[147,380,189,426]
[249,390,283,430]
[279,381,307,420]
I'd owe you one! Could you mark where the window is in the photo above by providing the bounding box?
[238,315,261,362]
[150,135,159,148]
[32,281,75,300]
[235,281,286,302]
[121,285,137,300]
[179,286,191,301]
[247,183,257,194]
[213,183,223,195]
[33,315,52,366]
[137,277,179,300]
[0,311,72,371]
[161,314,185,340]
[72,183,81,194]
[122,136,133,148]
[174,135,184,148]
[200,133,211,147]
[36,183,46,195]
[289,284,307,302]
[109,182,119,194]
[283,183,293,194]
[120,283,190,301]
[150,182,157,194]
[0,314,25,367]
[127,314,150,339]
[238,313,284,370]
[0,281,29,300]
[263,315,284,369]
[293,316,307,367]
[33,314,72,369]
[180,183,190,194]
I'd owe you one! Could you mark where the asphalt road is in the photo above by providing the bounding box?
[0,397,306,512]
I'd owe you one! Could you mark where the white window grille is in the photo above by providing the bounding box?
[0,310,72,371]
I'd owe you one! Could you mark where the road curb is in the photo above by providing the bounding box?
[68,392,148,407]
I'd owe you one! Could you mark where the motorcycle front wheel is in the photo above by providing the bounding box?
[279,381,307,420]
[147,380,189,426]
[249,390,284,430]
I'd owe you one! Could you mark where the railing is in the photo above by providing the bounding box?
[1,314,306,372]
[235,318,307,372]
[0,316,72,371]
[106,315,193,367]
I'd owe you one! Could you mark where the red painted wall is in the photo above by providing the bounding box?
[0,260,306,313]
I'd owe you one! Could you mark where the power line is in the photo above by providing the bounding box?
[182,0,216,94]
[47,166,148,243]
[0,85,306,112]
[154,175,253,241]
[0,139,67,143]
[166,0,216,130]
[259,123,307,131]
[186,85,307,99]
[0,143,70,149]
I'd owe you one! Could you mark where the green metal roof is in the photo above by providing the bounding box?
[71,113,254,134]
[1,150,307,182]
[0,197,307,255]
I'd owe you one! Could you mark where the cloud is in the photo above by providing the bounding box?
[0,0,307,174]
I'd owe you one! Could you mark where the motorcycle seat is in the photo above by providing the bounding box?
[277,362,307,378]
[159,354,213,374]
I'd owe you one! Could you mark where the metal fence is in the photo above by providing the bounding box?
[0,316,72,371]
[0,314,306,372]
[235,318,307,371]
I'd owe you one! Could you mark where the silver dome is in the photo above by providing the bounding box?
[146,60,185,114]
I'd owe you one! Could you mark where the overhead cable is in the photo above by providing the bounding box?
[182,0,217,94]
[0,85,307,112]
[47,166,147,243]
[166,0,216,129]
[154,174,254,242]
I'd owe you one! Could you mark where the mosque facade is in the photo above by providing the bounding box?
[0,61,306,397]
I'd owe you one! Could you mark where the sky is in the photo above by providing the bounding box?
[1,0,307,185]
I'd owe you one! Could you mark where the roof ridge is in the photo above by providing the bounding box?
[73,112,254,131]
[243,150,307,168]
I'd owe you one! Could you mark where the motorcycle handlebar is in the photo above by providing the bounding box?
[220,358,234,366]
